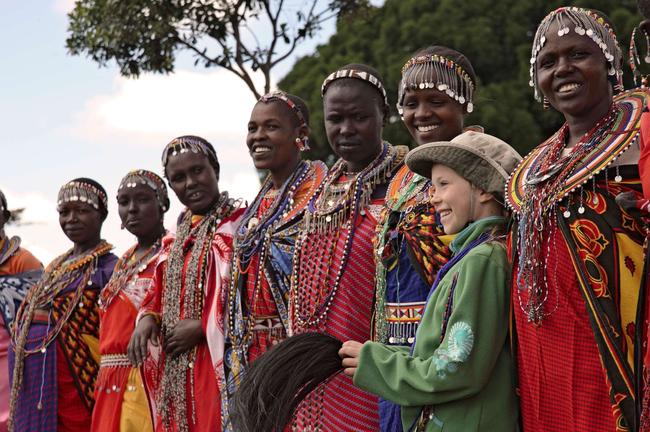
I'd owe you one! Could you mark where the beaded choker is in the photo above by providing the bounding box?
[158,192,238,432]
[506,89,645,324]
[98,236,164,311]
[9,241,113,426]
[304,143,406,234]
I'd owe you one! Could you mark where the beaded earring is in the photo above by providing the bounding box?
[543,97,551,110]
[295,137,310,152]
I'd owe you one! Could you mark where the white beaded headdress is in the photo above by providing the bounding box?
[57,180,108,212]
[398,54,476,115]
[161,135,219,173]
[530,7,623,102]
[321,68,389,110]
[118,169,170,212]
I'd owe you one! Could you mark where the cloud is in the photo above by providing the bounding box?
[53,0,76,14]
[70,68,266,147]
[8,67,272,262]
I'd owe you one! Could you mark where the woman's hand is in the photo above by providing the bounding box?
[339,340,364,377]
[164,319,204,358]
[127,315,160,366]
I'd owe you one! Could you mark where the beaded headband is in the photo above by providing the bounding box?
[259,91,308,129]
[161,136,219,171]
[321,69,389,108]
[118,169,170,212]
[398,54,476,114]
[57,180,108,212]
[530,7,623,101]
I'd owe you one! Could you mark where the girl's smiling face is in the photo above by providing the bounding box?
[429,163,478,235]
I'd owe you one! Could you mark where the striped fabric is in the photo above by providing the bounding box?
[292,210,381,431]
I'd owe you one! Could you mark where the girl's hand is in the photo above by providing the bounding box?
[339,340,363,377]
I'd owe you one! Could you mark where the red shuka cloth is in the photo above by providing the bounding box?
[291,205,383,431]
[513,227,616,431]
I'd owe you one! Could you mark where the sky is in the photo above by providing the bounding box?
[0,0,352,263]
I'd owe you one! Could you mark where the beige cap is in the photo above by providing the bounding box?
[405,131,522,200]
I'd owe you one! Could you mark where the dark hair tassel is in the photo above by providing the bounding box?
[230,333,343,432]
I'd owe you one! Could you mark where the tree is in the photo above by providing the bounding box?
[279,0,641,161]
[66,0,368,99]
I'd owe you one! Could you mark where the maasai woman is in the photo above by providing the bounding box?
[506,7,649,430]
[222,91,326,427]
[289,64,407,431]
[0,190,42,432]
[372,46,477,431]
[340,131,521,432]
[128,136,245,432]
[91,170,169,432]
[9,178,117,432]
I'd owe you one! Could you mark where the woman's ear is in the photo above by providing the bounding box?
[298,124,311,140]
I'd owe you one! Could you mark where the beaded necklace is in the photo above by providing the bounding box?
[290,143,406,331]
[158,192,238,432]
[509,103,632,325]
[98,235,164,311]
[227,161,313,353]
[9,240,113,427]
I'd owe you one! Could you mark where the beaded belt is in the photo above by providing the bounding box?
[385,301,425,345]
[100,353,131,369]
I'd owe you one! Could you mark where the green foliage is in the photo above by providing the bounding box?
[280,0,641,160]
[66,0,368,98]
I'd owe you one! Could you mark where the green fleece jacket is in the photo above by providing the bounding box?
[354,217,518,431]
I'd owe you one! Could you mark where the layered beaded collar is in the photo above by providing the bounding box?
[303,143,407,234]
[506,89,646,214]
[506,88,647,324]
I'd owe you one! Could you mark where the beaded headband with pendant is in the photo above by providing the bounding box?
[259,91,308,129]
[118,169,170,212]
[398,54,476,115]
[530,7,623,102]
[321,68,389,109]
[57,180,108,211]
[161,135,219,171]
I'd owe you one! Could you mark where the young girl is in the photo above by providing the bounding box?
[339,131,521,431]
